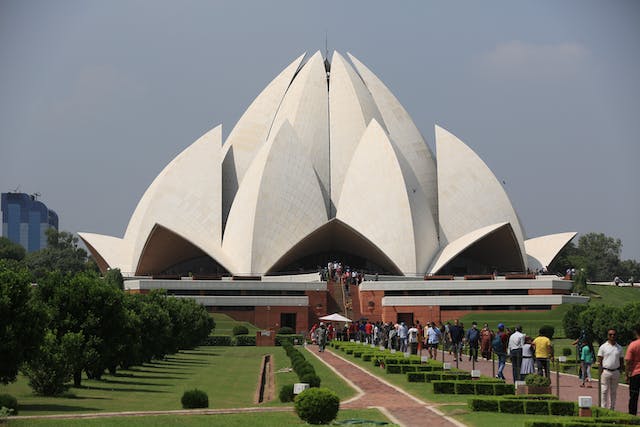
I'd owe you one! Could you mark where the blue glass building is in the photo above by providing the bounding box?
[1,192,59,252]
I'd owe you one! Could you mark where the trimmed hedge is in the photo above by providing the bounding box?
[232,325,249,336]
[279,384,295,402]
[470,397,576,416]
[203,335,233,346]
[294,388,340,425]
[469,398,499,412]
[432,380,515,395]
[525,416,640,427]
[234,335,256,346]
[499,399,524,414]
[181,389,209,409]
[275,334,304,346]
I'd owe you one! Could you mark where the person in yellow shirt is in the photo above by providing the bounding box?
[531,329,554,378]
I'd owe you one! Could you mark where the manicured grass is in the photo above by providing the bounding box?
[586,284,640,305]
[439,404,585,427]
[211,313,260,335]
[7,408,392,426]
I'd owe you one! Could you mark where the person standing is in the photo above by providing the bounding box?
[317,323,328,352]
[508,325,525,382]
[449,319,464,362]
[398,322,409,353]
[580,339,595,388]
[465,322,480,362]
[480,323,494,360]
[624,324,640,415]
[521,336,535,377]
[408,323,419,355]
[426,322,441,359]
[597,328,624,410]
[532,328,553,378]
[493,323,508,380]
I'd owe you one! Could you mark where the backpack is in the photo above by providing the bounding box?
[492,333,504,353]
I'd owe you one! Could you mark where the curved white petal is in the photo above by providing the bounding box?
[223,120,328,275]
[337,120,437,275]
[221,53,306,227]
[427,222,508,274]
[78,232,133,274]
[435,125,527,267]
[348,52,438,222]
[329,51,386,211]
[525,232,577,270]
[270,51,330,215]
[125,125,234,272]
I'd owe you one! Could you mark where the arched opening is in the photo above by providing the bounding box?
[135,224,230,276]
[266,219,402,275]
[435,224,525,275]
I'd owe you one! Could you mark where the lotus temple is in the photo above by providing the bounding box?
[79,51,587,332]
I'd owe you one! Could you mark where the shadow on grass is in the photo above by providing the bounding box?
[112,373,187,380]
[180,350,221,357]
[162,359,209,365]
[77,385,168,394]
[20,404,101,413]
[98,379,167,387]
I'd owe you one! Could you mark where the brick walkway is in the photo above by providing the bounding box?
[306,345,464,427]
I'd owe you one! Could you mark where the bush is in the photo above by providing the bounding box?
[300,373,321,388]
[279,384,295,402]
[455,381,476,394]
[562,347,572,357]
[433,381,455,394]
[504,394,558,401]
[386,364,402,374]
[475,383,496,395]
[233,335,256,346]
[525,374,551,387]
[181,389,209,409]
[469,398,499,412]
[0,394,18,415]
[278,326,295,335]
[294,388,340,425]
[232,325,249,336]
[275,335,304,346]
[407,372,427,382]
[525,400,550,415]
[549,401,577,416]
[500,399,524,414]
[203,335,232,346]
[494,383,516,395]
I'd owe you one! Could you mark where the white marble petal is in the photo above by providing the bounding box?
[78,232,133,274]
[525,232,577,270]
[435,125,527,267]
[337,119,427,275]
[223,120,328,275]
[348,52,438,223]
[329,51,386,212]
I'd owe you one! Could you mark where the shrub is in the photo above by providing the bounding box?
[407,372,427,382]
[494,383,515,395]
[525,374,551,387]
[275,334,304,346]
[233,335,256,346]
[0,394,18,415]
[475,383,496,395]
[278,326,295,335]
[504,394,558,401]
[300,373,321,388]
[204,335,232,346]
[500,399,524,414]
[433,381,455,394]
[401,365,418,373]
[525,400,550,415]
[562,347,572,357]
[181,389,209,409]
[549,401,576,416]
[455,381,476,395]
[469,398,499,412]
[362,354,373,361]
[386,364,402,374]
[232,325,249,336]
[294,388,340,425]
[279,384,295,402]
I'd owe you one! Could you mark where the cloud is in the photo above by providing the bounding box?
[477,40,590,80]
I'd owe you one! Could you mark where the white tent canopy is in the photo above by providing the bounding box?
[318,313,352,322]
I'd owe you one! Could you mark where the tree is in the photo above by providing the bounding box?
[25,229,88,279]
[0,237,26,261]
[576,233,622,281]
[104,268,124,290]
[0,261,46,384]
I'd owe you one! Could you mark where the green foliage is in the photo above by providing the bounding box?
[494,383,516,395]
[563,305,588,340]
[233,335,256,346]
[0,261,46,384]
[454,381,476,394]
[25,229,88,279]
[232,325,249,336]
[562,347,572,356]
[203,335,233,346]
[468,398,499,412]
[0,394,18,415]
[572,268,589,294]
[433,380,456,394]
[104,268,124,290]
[21,330,81,395]
[181,389,209,409]
[499,399,524,413]
[540,325,555,339]
[0,237,25,261]
[294,388,340,425]
[549,400,577,416]
[277,326,294,335]
[525,400,550,415]
[385,364,402,374]
[300,373,321,388]
[275,334,303,346]
[564,301,640,345]
[407,372,427,382]
[525,374,551,387]
[279,384,295,402]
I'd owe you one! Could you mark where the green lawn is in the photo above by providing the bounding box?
[211,313,260,335]
[7,408,393,426]
[586,284,640,305]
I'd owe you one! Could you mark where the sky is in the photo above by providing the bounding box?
[1,1,639,261]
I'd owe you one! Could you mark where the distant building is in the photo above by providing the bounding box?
[1,192,58,252]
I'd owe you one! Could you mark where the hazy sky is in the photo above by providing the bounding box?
[1,1,639,261]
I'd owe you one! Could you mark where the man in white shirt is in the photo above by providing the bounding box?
[408,324,419,355]
[597,328,625,409]
[508,325,526,382]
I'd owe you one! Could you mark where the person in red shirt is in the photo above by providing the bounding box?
[365,321,373,344]
[625,324,640,415]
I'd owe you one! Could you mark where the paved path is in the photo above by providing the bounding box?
[306,345,464,427]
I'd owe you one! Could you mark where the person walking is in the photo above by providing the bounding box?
[493,323,508,380]
[532,328,553,378]
[508,325,525,382]
[597,328,624,410]
[580,340,595,388]
[408,323,419,355]
[624,324,640,415]
[449,319,464,362]
[465,321,480,362]
[426,322,441,359]
[317,323,328,352]
[398,322,409,353]
[480,323,494,360]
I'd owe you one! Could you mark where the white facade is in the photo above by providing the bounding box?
[80,51,574,277]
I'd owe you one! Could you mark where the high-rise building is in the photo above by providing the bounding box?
[1,192,59,252]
